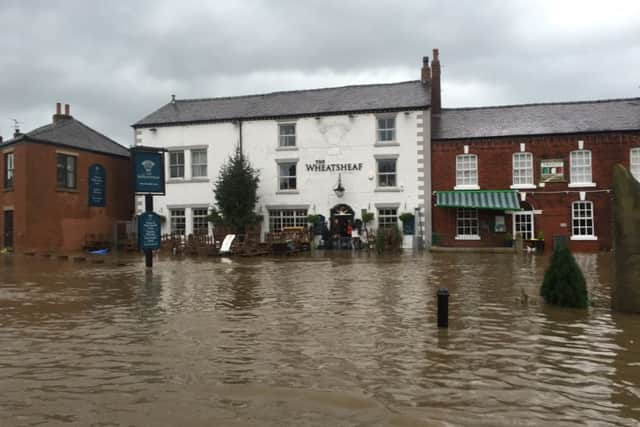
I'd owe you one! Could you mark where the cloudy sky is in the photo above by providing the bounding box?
[1,0,639,145]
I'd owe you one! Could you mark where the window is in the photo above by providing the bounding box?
[377,208,398,228]
[56,154,76,189]
[456,154,478,188]
[513,212,534,240]
[631,148,640,180]
[268,208,307,232]
[456,208,479,239]
[4,152,14,189]
[512,152,533,186]
[169,151,184,178]
[191,149,207,178]
[569,150,593,185]
[170,208,186,235]
[278,162,297,190]
[572,201,595,238]
[279,123,296,147]
[377,117,395,142]
[377,158,397,187]
[192,208,209,235]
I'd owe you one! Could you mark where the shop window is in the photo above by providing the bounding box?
[169,151,185,178]
[631,148,640,180]
[268,208,307,232]
[569,150,594,186]
[279,123,296,147]
[377,207,398,228]
[170,208,186,235]
[191,149,207,178]
[377,117,396,142]
[56,153,76,189]
[278,162,297,190]
[571,201,595,239]
[512,152,533,187]
[377,158,397,187]
[192,208,209,235]
[455,154,478,189]
[455,208,479,240]
[4,152,14,189]
[513,211,534,240]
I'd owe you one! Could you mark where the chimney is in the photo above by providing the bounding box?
[421,56,431,84]
[53,102,72,124]
[64,103,70,115]
[431,48,441,114]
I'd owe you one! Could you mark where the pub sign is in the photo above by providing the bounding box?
[132,147,166,195]
[88,164,106,207]
[138,212,162,250]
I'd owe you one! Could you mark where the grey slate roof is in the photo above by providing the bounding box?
[134,80,430,127]
[433,98,640,140]
[1,118,129,157]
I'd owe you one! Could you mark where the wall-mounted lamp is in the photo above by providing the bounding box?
[333,173,345,198]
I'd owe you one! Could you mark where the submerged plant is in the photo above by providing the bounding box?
[540,244,588,308]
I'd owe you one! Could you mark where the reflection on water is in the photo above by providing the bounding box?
[0,252,638,426]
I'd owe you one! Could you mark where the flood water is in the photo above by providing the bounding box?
[1,251,639,426]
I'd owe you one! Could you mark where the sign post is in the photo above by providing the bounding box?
[131,146,166,268]
[88,164,106,207]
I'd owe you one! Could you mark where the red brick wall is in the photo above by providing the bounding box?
[432,132,640,252]
[1,141,133,252]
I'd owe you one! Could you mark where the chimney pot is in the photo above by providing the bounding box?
[64,104,70,115]
[421,56,431,84]
[433,48,439,61]
[431,48,441,114]
[56,102,61,114]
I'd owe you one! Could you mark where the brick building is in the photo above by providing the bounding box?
[431,99,640,252]
[0,103,133,252]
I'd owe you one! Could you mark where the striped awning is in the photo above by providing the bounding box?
[436,190,521,210]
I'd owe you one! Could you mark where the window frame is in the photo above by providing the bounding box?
[190,149,208,178]
[268,208,308,232]
[376,158,397,188]
[192,207,209,235]
[377,207,398,228]
[455,154,479,190]
[277,161,297,191]
[568,150,595,187]
[511,152,535,189]
[4,151,14,189]
[630,148,640,181]
[278,123,297,148]
[169,150,185,179]
[571,201,596,240]
[376,116,396,143]
[169,208,186,235]
[512,211,534,240]
[455,208,480,240]
[56,153,77,189]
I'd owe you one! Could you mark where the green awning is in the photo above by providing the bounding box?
[436,190,521,210]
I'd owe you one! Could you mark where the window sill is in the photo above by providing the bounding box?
[510,184,536,190]
[276,190,299,195]
[56,188,78,193]
[455,235,481,240]
[189,178,210,182]
[168,179,210,184]
[567,182,596,188]
[570,235,598,241]
[375,187,403,192]
[374,142,400,147]
[454,185,480,190]
[276,146,298,151]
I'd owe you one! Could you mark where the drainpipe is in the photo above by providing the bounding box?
[237,119,243,154]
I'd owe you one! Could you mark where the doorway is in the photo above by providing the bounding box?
[330,204,354,243]
[3,210,13,249]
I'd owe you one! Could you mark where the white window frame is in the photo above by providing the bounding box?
[570,201,597,240]
[278,123,296,148]
[192,207,209,235]
[169,151,185,179]
[191,149,208,178]
[455,154,479,190]
[511,152,535,189]
[277,161,297,191]
[170,208,186,235]
[377,207,398,228]
[268,208,307,232]
[455,208,480,240]
[512,211,534,240]
[376,158,397,188]
[568,150,595,187]
[4,151,14,189]
[376,116,396,143]
[630,148,640,180]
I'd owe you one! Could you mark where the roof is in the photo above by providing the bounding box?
[432,98,640,140]
[1,118,130,157]
[134,80,430,127]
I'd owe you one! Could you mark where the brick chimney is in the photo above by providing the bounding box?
[53,102,73,124]
[421,56,431,84]
[431,48,441,114]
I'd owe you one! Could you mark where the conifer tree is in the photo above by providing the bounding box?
[540,244,589,308]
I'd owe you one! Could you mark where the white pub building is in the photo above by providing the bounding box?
[133,54,440,248]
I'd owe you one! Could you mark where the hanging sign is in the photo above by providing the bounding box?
[138,212,162,250]
[132,147,166,195]
[88,164,106,207]
[540,159,565,182]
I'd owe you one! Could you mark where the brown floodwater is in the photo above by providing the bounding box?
[0,251,638,426]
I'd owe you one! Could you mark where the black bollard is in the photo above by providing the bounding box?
[437,288,449,328]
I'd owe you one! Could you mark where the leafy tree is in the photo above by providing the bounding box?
[213,148,260,233]
[540,244,589,308]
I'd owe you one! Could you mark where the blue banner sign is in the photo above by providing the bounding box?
[132,148,165,194]
[88,164,106,207]
[138,212,162,250]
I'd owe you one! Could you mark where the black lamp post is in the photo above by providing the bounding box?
[333,173,345,198]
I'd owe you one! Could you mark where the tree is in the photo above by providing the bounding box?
[213,148,260,233]
[540,244,589,308]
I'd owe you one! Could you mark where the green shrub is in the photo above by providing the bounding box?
[540,245,589,308]
[375,227,402,253]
